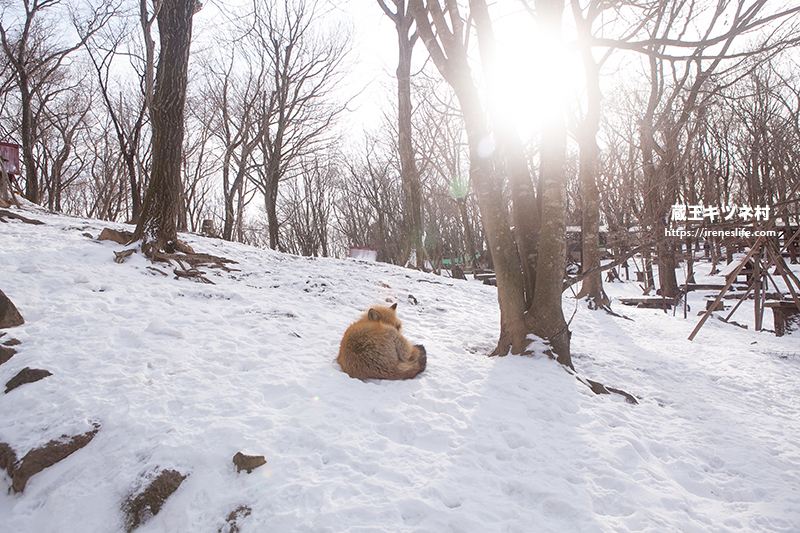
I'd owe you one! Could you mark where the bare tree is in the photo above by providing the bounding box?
[0,0,115,203]
[280,155,335,257]
[471,0,540,308]
[630,0,800,297]
[132,0,200,252]
[409,0,572,362]
[377,0,425,267]
[247,0,349,250]
[85,14,149,222]
[200,49,266,241]
[413,74,481,267]
[335,140,405,263]
[39,82,92,212]
[182,90,220,233]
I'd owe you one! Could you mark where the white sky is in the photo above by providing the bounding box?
[192,0,405,137]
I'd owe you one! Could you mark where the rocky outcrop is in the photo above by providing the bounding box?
[0,345,15,366]
[219,506,252,533]
[123,469,187,532]
[0,289,24,329]
[5,367,52,393]
[232,452,266,474]
[4,424,100,493]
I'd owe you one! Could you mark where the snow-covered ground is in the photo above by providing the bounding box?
[1,205,799,532]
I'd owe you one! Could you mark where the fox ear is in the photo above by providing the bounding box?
[390,303,398,310]
[367,308,381,321]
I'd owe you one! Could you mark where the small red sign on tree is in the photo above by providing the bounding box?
[0,142,21,175]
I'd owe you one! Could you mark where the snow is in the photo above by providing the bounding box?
[1,205,799,532]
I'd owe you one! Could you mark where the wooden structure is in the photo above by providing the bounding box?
[689,229,800,340]
[764,301,800,337]
[0,142,20,208]
[474,270,496,285]
[0,142,20,175]
[687,176,800,340]
[619,296,679,309]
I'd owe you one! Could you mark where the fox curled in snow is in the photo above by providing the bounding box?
[337,303,426,380]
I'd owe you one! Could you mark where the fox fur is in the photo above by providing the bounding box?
[337,303,427,380]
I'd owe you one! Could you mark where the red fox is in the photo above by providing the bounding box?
[337,303,427,380]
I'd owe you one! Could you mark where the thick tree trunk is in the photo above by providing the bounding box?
[528,0,571,367]
[266,179,280,250]
[505,137,540,309]
[529,115,571,365]
[133,0,195,250]
[470,0,539,308]
[657,237,680,297]
[19,77,39,204]
[454,69,529,355]
[409,0,570,360]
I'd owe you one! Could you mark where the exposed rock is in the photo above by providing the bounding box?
[0,345,16,366]
[10,425,100,493]
[123,469,187,532]
[0,289,24,328]
[233,452,266,474]
[219,506,252,533]
[98,228,134,245]
[3,337,20,346]
[0,441,17,477]
[5,367,52,393]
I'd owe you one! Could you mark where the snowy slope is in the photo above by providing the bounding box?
[1,205,799,532]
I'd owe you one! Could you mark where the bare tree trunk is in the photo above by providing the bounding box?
[470,0,539,308]
[19,78,39,203]
[378,0,425,267]
[575,129,605,306]
[459,78,529,355]
[133,0,196,250]
[265,178,280,250]
[409,0,529,355]
[140,0,163,114]
[521,0,571,366]
[457,197,476,264]
[571,0,606,307]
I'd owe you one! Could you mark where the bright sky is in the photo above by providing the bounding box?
[191,0,592,144]
[192,0,404,136]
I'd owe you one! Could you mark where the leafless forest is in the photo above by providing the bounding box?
[2,0,799,357]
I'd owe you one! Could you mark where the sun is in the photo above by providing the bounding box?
[480,5,587,140]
